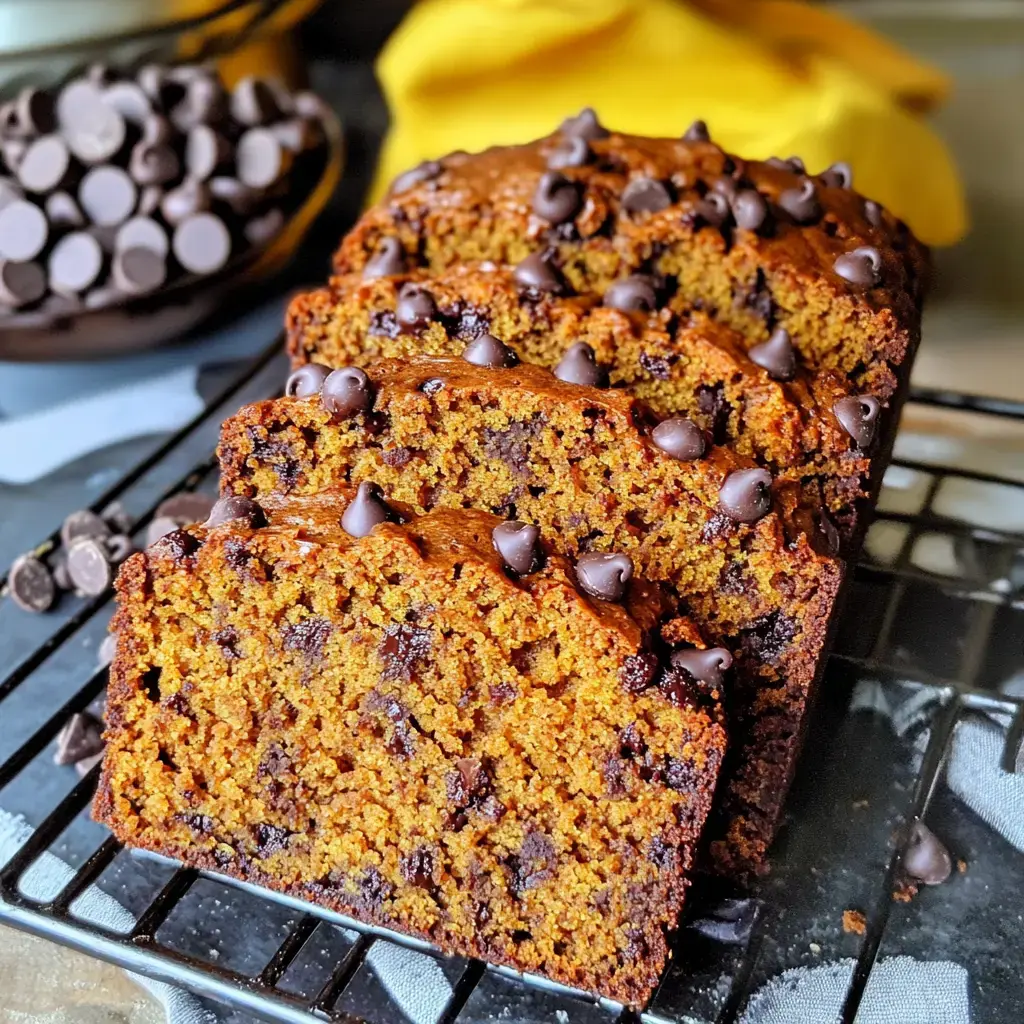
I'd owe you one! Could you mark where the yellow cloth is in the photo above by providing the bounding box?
[373,0,966,246]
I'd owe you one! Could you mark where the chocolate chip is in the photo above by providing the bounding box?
[171,75,228,131]
[0,199,48,260]
[17,135,72,193]
[66,538,113,595]
[141,113,173,146]
[396,282,437,329]
[576,551,633,601]
[903,820,952,885]
[671,647,733,687]
[206,495,266,529]
[10,87,55,136]
[79,166,137,227]
[559,107,608,140]
[765,156,805,174]
[400,848,437,890]
[48,232,104,295]
[492,520,541,575]
[230,76,281,126]
[116,216,169,257]
[8,555,56,612]
[54,712,104,766]
[67,101,127,166]
[155,492,216,524]
[420,377,445,396]
[731,189,769,232]
[342,482,391,538]
[553,342,607,387]
[777,178,821,224]
[820,161,853,189]
[687,897,758,944]
[718,468,773,523]
[282,617,332,658]
[272,118,320,155]
[622,177,672,215]
[209,176,257,216]
[693,191,731,229]
[112,246,166,294]
[146,516,181,547]
[532,171,581,225]
[185,125,231,180]
[462,333,517,368]
[102,81,151,124]
[362,237,406,280]
[151,528,200,560]
[389,159,442,195]
[172,212,231,274]
[45,191,84,227]
[834,395,881,448]
[160,178,211,226]
[98,633,118,668]
[748,327,797,381]
[236,127,290,189]
[682,119,710,143]
[604,274,658,312]
[322,366,373,417]
[0,259,45,307]
[0,178,23,210]
[546,135,590,170]
[513,251,563,293]
[652,418,706,460]
[285,362,331,398]
[863,199,884,227]
[834,246,882,288]
[61,509,112,548]
[378,621,433,681]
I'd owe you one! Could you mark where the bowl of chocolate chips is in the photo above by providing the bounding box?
[0,60,341,359]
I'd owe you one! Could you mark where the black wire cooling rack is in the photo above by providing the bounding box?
[1,334,1023,1024]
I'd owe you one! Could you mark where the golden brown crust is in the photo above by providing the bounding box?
[95,503,725,1007]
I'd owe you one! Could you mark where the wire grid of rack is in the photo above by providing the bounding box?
[1,334,1022,1024]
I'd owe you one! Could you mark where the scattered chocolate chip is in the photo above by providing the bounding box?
[363,237,406,280]
[160,178,211,226]
[604,273,658,312]
[342,482,391,538]
[155,492,216,524]
[0,259,46,307]
[671,647,733,687]
[0,178,23,210]
[66,538,113,595]
[546,135,590,170]
[903,820,952,885]
[41,191,83,229]
[513,251,563,293]
[693,191,731,229]
[778,178,821,224]
[731,189,769,232]
[622,177,672,215]
[8,555,56,612]
[146,516,181,547]
[172,212,231,274]
[0,199,48,261]
[863,199,884,227]
[389,159,442,195]
[286,362,331,398]
[79,165,137,226]
[834,395,881,448]
[236,127,289,189]
[102,81,150,125]
[748,327,797,381]
[116,216,169,258]
[553,342,607,387]
[112,246,166,294]
[532,171,581,225]
[576,551,633,601]
[322,366,373,417]
[765,156,805,174]
[98,633,118,668]
[44,232,102,296]
[492,520,541,575]
[206,495,266,529]
[17,135,72,194]
[820,161,853,189]
[209,175,257,216]
[105,533,134,564]
[171,75,228,132]
[185,125,231,180]
[11,87,56,136]
[682,119,710,143]
[230,76,280,126]
[652,418,706,460]
[61,509,112,547]
[834,246,882,288]
[718,468,773,523]
[396,282,437,329]
[687,896,758,944]
[462,333,517,368]
[559,107,608,140]
[54,712,105,766]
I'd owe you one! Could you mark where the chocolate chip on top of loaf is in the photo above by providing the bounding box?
[95,497,726,1007]
[217,354,844,875]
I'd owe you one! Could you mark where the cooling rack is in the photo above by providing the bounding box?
[1,335,1022,1024]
